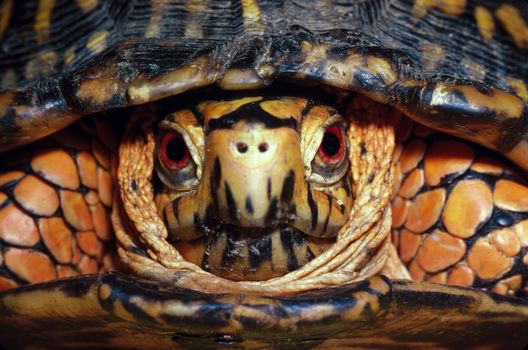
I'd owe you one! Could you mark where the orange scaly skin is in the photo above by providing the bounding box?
[0,119,116,290]
[392,120,528,297]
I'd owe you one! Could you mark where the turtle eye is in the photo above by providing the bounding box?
[159,133,190,170]
[317,125,345,164]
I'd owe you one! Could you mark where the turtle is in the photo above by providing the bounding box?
[0,0,528,349]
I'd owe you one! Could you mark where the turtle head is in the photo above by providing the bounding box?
[153,97,352,280]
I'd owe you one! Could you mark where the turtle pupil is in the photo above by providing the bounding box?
[166,137,187,162]
[322,132,341,157]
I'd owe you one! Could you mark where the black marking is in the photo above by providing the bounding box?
[245,196,254,215]
[280,170,295,203]
[248,234,272,270]
[221,230,241,269]
[211,157,222,209]
[225,182,238,221]
[307,189,318,230]
[360,142,367,156]
[207,103,297,133]
[193,212,202,229]
[306,246,316,261]
[265,197,279,225]
[322,194,332,235]
[267,178,272,200]
[131,180,137,190]
[280,227,299,271]
[172,198,180,225]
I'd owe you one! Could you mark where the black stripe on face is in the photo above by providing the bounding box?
[307,188,318,230]
[265,197,278,225]
[280,227,299,271]
[267,178,272,200]
[322,194,332,236]
[171,198,180,225]
[245,196,254,215]
[248,234,272,270]
[211,157,222,209]
[280,170,295,203]
[207,103,297,133]
[221,229,240,270]
[225,182,238,221]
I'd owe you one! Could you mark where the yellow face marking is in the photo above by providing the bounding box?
[412,0,466,19]
[474,6,495,42]
[34,0,56,44]
[421,43,445,71]
[259,98,307,121]
[145,0,170,38]
[0,0,13,41]
[241,0,264,32]
[508,78,528,101]
[75,0,98,13]
[496,4,528,49]
[86,30,109,54]
[198,97,263,121]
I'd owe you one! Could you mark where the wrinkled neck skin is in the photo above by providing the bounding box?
[154,97,352,280]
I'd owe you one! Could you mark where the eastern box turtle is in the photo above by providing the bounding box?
[0,0,527,349]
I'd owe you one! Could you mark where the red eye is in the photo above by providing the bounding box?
[160,133,190,170]
[317,125,345,163]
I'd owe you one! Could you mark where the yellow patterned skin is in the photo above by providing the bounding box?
[154,97,352,280]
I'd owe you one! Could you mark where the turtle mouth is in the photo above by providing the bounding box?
[171,222,335,281]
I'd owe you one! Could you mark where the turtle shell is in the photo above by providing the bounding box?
[0,0,528,349]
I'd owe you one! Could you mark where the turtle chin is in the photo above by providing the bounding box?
[171,223,335,281]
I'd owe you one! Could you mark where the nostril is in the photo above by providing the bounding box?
[258,142,268,152]
[236,142,248,153]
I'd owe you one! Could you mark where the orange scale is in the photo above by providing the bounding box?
[467,237,513,280]
[57,265,79,279]
[447,264,475,287]
[0,192,7,207]
[91,138,111,169]
[405,188,446,233]
[442,179,493,239]
[398,139,427,174]
[415,229,466,273]
[391,196,409,229]
[76,230,102,257]
[13,175,59,216]
[398,168,424,199]
[391,163,403,200]
[31,149,80,190]
[426,271,447,284]
[424,139,474,187]
[77,152,98,189]
[408,259,426,281]
[78,255,99,274]
[0,276,18,291]
[97,167,113,207]
[490,228,521,257]
[84,190,100,205]
[0,171,25,187]
[0,204,40,246]
[470,156,504,176]
[4,248,56,283]
[39,217,73,264]
[89,202,113,241]
[398,228,422,263]
[71,243,82,265]
[60,190,94,231]
[493,179,528,212]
